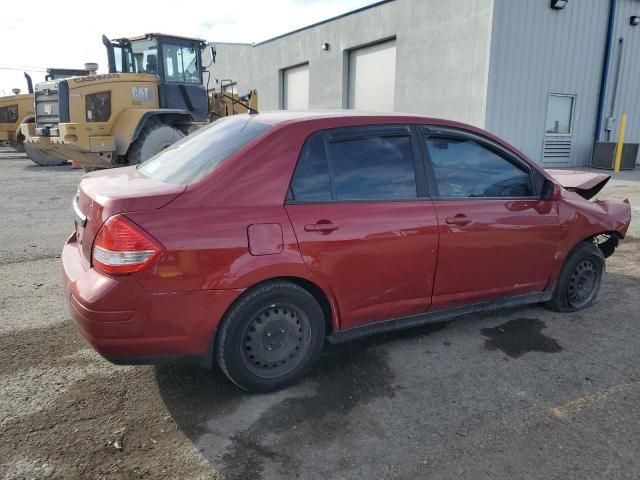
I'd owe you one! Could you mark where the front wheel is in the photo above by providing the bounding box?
[545,242,605,312]
[216,281,326,392]
[126,123,184,165]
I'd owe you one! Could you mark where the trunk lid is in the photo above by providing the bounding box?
[547,169,611,200]
[74,166,186,266]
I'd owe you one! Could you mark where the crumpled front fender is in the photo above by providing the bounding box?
[560,190,631,239]
[555,190,631,266]
[544,191,632,292]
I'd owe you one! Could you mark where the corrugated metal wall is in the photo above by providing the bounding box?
[600,0,640,145]
[485,0,610,166]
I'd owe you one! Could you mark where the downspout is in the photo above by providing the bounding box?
[594,0,617,143]
[607,37,625,141]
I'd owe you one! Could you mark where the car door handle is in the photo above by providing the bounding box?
[445,215,472,226]
[304,222,339,233]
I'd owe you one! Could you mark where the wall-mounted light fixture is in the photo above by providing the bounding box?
[321,43,330,51]
[631,16,640,26]
[550,0,568,9]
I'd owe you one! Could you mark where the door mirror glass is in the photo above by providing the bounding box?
[210,45,217,64]
[541,179,559,201]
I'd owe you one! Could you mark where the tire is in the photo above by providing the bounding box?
[24,144,68,166]
[216,281,326,393]
[127,123,184,165]
[545,242,605,312]
[15,134,25,153]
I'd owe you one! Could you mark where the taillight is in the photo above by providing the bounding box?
[92,215,164,275]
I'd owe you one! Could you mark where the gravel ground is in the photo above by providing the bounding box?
[1,148,639,479]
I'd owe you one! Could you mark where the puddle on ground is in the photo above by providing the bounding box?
[481,318,562,358]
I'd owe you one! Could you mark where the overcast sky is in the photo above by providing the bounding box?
[0,0,376,96]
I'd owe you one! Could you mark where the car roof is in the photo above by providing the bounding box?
[247,110,442,125]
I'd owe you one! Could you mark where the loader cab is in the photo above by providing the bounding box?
[103,33,208,122]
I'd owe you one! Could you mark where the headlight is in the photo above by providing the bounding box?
[0,105,18,123]
[85,92,111,122]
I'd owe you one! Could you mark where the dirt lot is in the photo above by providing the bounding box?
[1,148,639,480]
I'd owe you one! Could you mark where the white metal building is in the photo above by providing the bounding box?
[203,0,640,167]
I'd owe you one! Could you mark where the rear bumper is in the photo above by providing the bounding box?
[62,234,243,366]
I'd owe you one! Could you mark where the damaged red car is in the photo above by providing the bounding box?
[63,112,632,392]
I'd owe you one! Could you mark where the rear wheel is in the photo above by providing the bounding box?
[216,281,326,392]
[24,144,68,166]
[127,123,184,165]
[14,134,25,153]
[545,242,605,312]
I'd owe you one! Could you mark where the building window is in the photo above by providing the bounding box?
[545,94,575,135]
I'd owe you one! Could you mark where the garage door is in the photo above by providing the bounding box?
[282,63,309,110]
[348,40,396,112]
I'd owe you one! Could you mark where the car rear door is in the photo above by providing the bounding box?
[285,125,439,330]
[420,127,560,310]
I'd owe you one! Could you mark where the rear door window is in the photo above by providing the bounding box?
[290,127,418,202]
[290,134,332,201]
[139,116,271,184]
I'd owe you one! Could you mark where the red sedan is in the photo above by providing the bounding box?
[63,112,632,392]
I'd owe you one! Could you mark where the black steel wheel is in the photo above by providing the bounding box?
[567,258,599,308]
[240,303,311,378]
[545,241,604,312]
[216,281,325,392]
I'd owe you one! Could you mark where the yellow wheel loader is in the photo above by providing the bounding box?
[22,33,258,171]
[0,82,33,152]
[1,68,88,165]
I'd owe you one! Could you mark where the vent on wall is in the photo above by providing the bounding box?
[543,138,572,163]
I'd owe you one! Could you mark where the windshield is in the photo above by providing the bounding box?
[162,44,200,83]
[127,39,158,74]
[138,116,272,184]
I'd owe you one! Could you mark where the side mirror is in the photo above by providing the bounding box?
[210,45,217,64]
[541,179,560,201]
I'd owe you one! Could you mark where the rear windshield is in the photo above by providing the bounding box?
[138,116,272,184]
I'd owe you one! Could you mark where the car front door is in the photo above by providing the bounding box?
[421,127,560,310]
[285,125,439,330]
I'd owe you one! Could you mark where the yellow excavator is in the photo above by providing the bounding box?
[23,33,258,171]
[1,68,88,165]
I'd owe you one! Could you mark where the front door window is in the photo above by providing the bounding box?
[425,136,533,198]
